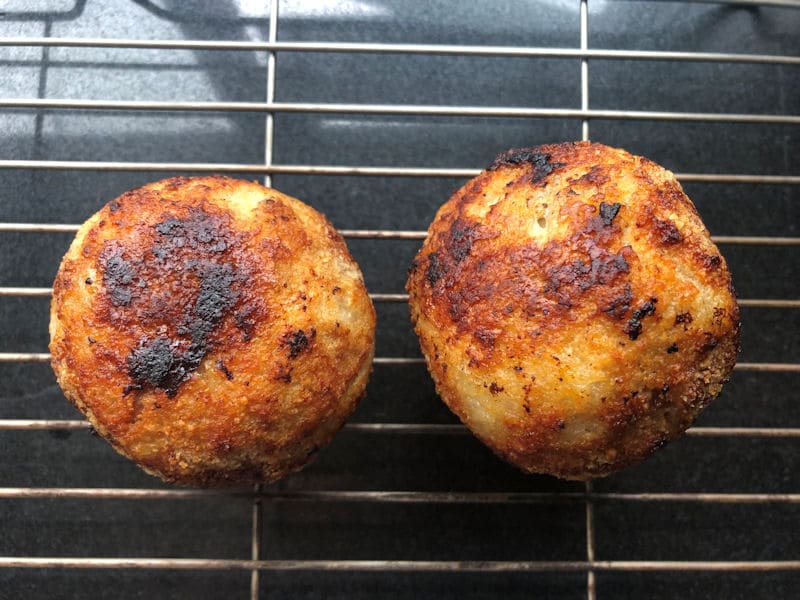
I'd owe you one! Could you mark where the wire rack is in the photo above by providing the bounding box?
[0,0,798,598]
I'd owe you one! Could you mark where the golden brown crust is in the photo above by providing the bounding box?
[50,176,376,486]
[407,142,740,479]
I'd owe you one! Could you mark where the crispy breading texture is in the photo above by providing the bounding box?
[407,142,740,479]
[50,176,375,487]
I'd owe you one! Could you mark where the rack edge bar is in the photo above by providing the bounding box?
[0,557,798,572]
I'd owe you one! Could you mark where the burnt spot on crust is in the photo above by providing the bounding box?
[489,382,504,395]
[234,305,258,341]
[624,298,658,340]
[473,327,499,348]
[182,262,238,339]
[216,359,234,380]
[126,275,239,397]
[425,220,499,292]
[424,200,638,334]
[128,336,182,397]
[283,328,315,359]
[654,218,683,245]
[447,218,480,262]
[123,260,242,396]
[574,165,611,187]
[545,250,630,296]
[99,246,137,307]
[604,283,633,319]
[666,343,679,354]
[675,312,693,330]
[598,202,621,226]
[703,254,722,270]
[488,148,565,184]
[94,202,271,398]
[162,176,191,191]
[152,208,230,256]
[425,252,445,287]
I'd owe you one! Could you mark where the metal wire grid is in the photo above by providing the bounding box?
[0,0,798,598]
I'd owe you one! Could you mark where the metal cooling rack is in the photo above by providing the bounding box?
[0,1,798,598]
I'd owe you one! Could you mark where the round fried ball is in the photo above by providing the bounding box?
[50,176,375,486]
[407,142,740,480]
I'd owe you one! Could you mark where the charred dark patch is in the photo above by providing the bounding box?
[489,382,504,395]
[712,307,726,326]
[473,327,498,348]
[654,218,683,244]
[546,251,630,295]
[703,254,722,270]
[598,202,621,226]
[675,312,693,330]
[124,256,240,397]
[185,262,238,335]
[447,219,480,262]
[446,282,496,324]
[576,165,610,186]
[604,283,633,319]
[163,176,190,190]
[122,208,246,398]
[234,305,258,341]
[624,298,657,340]
[488,148,565,184]
[85,277,93,285]
[165,261,239,379]
[101,193,269,402]
[152,208,229,257]
[283,328,315,359]
[128,336,182,397]
[216,359,234,380]
[425,251,446,287]
[438,228,637,332]
[99,247,137,307]
[666,343,679,354]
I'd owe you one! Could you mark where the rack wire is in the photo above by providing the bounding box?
[0,0,798,598]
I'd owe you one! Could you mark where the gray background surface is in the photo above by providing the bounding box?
[0,0,798,598]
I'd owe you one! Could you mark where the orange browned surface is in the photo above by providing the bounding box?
[407,142,740,479]
[50,176,375,487]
